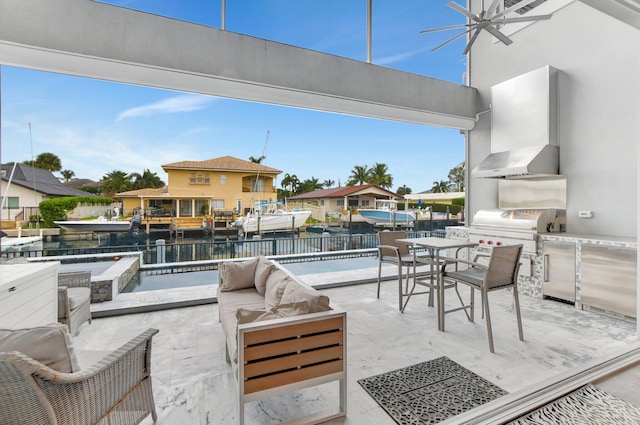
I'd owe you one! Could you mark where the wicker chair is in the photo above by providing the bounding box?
[58,271,92,336]
[442,244,524,353]
[0,328,159,425]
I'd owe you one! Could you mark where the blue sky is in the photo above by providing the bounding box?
[1,0,468,194]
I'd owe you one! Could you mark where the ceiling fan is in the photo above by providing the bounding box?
[420,0,553,55]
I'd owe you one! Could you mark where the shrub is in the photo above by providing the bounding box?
[39,197,113,227]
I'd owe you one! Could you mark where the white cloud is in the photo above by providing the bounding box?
[116,94,214,121]
[375,46,432,66]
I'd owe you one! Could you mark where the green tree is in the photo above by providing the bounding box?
[297,177,323,194]
[431,180,449,193]
[448,162,465,192]
[368,162,393,189]
[24,152,62,172]
[101,170,132,196]
[130,169,165,190]
[60,169,75,182]
[323,179,335,188]
[396,185,412,195]
[347,164,370,186]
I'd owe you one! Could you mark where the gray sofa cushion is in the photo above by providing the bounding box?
[254,256,275,296]
[0,323,81,373]
[280,280,330,313]
[264,269,293,311]
[218,257,259,291]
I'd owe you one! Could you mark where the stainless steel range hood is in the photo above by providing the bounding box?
[472,66,559,180]
[472,145,559,179]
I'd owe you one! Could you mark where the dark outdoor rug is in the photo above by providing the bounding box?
[508,384,640,424]
[357,356,507,425]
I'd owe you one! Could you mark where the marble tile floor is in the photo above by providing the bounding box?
[74,273,639,425]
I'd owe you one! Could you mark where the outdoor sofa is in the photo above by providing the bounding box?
[216,256,347,424]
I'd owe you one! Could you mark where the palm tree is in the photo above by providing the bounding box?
[101,170,132,196]
[249,155,265,164]
[24,152,62,172]
[347,165,370,186]
[396,185,412,195]
[130,169,165,189]
[368,162,393,189]
[60,169,75,182]
[297,177,323,194]
[323,179,335,188]
[431,180,449,193]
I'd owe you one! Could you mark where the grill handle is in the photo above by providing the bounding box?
[543,254,549,282]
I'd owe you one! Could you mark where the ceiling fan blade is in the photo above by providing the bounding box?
[493,0,542,20]
[430,27,475,52]
[420,23,475,34]
[484,25,513,45]
[486,0,502,18]
[462,28,482,55]
[498,14,552,24]
[447,1,480,21]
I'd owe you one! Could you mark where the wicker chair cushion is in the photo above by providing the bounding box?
[254,256,276,296]
[280,280,330,313]
[218,257,259,291]
[0,323,80,373]
[444,267,485,288]
[66,287,91,310]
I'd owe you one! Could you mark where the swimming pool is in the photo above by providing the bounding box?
[121,255,380,293]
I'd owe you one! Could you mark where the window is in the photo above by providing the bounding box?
[189,172,210,185]
[348,199,359,207]
[337,199,344,207]
[361,200,370,207]
[220,174,226,184]
[3,197,18,209]
[251,179,264,192]
[211,199,224,209]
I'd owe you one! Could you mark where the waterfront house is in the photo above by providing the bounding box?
[286,184,402,221]
[117,156,281,218]
[1,163,94,227]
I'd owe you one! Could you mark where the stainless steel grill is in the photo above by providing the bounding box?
[469,209,563,254]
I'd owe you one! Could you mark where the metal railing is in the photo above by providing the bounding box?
[1,229,446,263]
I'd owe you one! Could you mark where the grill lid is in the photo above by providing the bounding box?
[471,209,561,233]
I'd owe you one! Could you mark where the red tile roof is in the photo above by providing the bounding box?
[162,156,281,174]
[288,184,401,199]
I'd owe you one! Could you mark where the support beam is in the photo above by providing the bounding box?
[0,0,477,130]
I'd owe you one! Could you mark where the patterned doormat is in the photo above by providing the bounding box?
[358,356,507,425]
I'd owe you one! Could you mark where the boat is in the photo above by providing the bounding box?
[233,201,312,234]
[357,199,416,226]
[54,215,132,232]
[1,234,43,253]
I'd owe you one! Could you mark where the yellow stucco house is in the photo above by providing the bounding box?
[117,156,281,218]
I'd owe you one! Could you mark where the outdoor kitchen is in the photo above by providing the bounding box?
[452,65,638,321]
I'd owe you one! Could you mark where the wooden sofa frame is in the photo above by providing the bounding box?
[237,306,347,424]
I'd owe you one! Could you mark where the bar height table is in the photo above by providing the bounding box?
[397,237,478,331]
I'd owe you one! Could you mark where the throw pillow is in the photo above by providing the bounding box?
[0,323,81,373]
[264,269,292,310]
[280,280,331,313]
[218,257,259,292]
[254,256,275,296]
[236,301,310,324]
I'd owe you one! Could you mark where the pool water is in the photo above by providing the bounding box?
[121,256,378,293]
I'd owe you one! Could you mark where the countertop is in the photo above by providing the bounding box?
[539,233,637,248]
